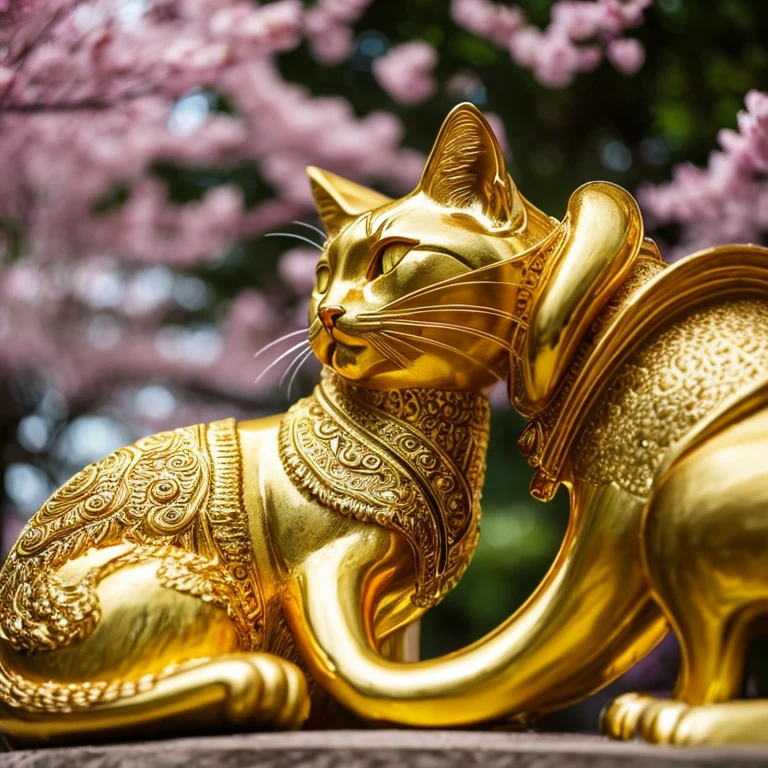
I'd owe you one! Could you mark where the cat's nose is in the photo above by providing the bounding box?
[318,305,345,333]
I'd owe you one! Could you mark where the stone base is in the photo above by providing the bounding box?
[2,730,768,768]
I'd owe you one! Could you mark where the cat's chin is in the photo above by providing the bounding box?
[328,343,412,387]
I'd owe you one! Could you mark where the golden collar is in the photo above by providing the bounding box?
[279,370,490,607]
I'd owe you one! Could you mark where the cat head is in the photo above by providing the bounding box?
[306,103,556,392]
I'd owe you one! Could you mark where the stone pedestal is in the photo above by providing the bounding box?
[2,730,768,768]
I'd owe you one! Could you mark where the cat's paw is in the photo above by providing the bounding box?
[632,698,689,744]
[600,692,657,740]
[220,653,310,730]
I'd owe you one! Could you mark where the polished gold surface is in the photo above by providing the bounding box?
[2,102,768,747]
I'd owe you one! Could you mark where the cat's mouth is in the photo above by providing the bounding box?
[330,340,366,368]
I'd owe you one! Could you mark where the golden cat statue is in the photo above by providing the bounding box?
[2,102,768,748]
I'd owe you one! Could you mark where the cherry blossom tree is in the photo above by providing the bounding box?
[370,0,654,105]
[449,0,652,90]
[0,0,423,406]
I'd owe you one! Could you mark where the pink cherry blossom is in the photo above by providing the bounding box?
[372,41,438,106]
[639,90,768,260]
[278,247,320,296]
[303,0,373,65]
[606,37,645,74]
[0,0,427,441]
[451,0,525,48]
[452,0,653,88]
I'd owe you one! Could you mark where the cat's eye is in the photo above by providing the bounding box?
[315,265,330,293]
[374,240,414,277]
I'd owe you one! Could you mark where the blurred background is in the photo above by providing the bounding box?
[1,0,767,731]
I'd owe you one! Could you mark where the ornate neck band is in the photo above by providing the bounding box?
[278,371,490,607]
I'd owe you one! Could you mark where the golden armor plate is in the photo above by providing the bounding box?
[2,103,768,747]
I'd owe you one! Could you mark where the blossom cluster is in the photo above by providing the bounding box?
[451,0,652,89]
[639,90,768,260]
[371,0,653,106]
[303,0,374,64]
[373,40,438,106]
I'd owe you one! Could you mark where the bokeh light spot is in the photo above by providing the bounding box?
[600,140,633,172]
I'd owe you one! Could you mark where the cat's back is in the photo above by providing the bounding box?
[573,296,768,498]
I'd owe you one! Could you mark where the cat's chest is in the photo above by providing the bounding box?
[275,373,490,607]
[238,420,348,578]
[573,297,768,497]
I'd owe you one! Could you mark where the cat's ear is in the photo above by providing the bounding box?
[306,167,392,237]
[418,103,524,230]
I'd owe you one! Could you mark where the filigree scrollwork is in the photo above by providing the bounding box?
[0,420,261,656]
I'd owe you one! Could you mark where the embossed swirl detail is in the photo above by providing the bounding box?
[574,298,768,496]
[0,420,261,656]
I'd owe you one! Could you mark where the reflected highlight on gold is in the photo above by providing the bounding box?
[1,102,768,747]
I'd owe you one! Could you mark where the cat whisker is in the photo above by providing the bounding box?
[360,305,515,322]
[366,334,414,369]
[253,329,308,362]
[254,339,310,387]
[379,331,449,374]
[264,232,325,251]
[380,338,416,369]
[376,319,512,351]
[291,221,327,243]
[287,347,317,399]
[279,344,312,390]
[379,280,520,311]
[379,331,425,361]
[381,330,503,381]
